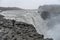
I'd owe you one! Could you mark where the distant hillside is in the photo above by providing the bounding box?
[38,5,60,20]
[38,5,60,13]
[0,7,23,12]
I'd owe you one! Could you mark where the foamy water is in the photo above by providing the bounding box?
[0,10,49,38]
[1,10,60,40]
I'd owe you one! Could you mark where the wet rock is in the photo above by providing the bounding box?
[40,11,50,20]
[0,14,53,40]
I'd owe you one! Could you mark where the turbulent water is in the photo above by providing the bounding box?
[46,13,60,40]
[0,9,60,40]
[0,10,48,38]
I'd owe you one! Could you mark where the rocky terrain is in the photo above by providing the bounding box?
[38,5,60,13]
[0,14,53,40]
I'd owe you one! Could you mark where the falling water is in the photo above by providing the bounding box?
[46,13,60,40]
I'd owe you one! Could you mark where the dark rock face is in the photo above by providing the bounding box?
[0,14,53,40]
[38,5,60,20]
[38,5,60,13]
[41,11,50,20]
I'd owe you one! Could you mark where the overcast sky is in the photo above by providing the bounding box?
[0,0,60,9]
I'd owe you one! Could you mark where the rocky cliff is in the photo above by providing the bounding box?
[38,5,60,13]
[0,14,53,40]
